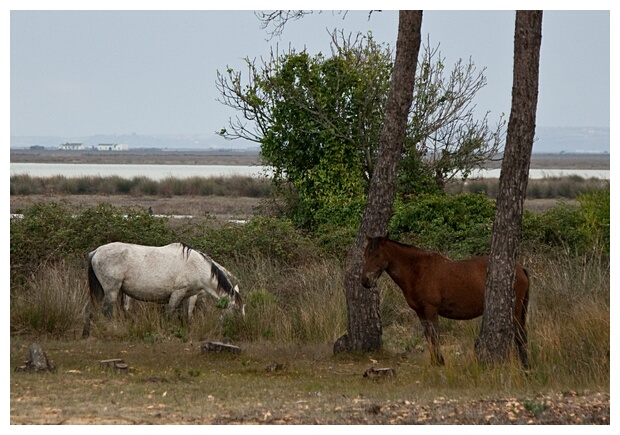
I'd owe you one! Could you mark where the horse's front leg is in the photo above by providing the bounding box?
[186,295,198,323]
[418,307,444,366]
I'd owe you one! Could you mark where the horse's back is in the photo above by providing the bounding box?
[90,242,203,303]
[431,255,528,319]
[93,242,184,262]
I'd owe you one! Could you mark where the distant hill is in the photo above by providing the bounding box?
[10,126,609,154]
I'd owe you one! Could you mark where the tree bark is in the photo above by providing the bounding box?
[335,11,423,353]
[475,10,543,365]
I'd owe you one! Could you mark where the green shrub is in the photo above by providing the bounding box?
[577,184,610,253]
[313,223,357,259]
[521,202,587,253]
[247,289,280,309]
[184,216,320,266]
[389,193,496,257]
[71,202,174,248]
[10,201,76,278]
[521,185,609,255]
[308,198,365,258]
[10,201,175,279]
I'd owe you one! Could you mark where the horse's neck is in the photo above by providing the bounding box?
[384,241,430,279]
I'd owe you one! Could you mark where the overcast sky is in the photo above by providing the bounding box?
[7,4,613,140]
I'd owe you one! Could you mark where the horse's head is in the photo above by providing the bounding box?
[361,235,390,288]
[230,284,246,317]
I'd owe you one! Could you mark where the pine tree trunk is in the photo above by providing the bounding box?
[475,10,543,364]
[335,11,423,353]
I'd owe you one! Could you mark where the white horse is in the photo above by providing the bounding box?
[82,242,244,337]
[120,257,241,321]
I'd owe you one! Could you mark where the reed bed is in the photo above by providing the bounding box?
[446,174,608,199]
[12,173,607,200]
[10,174,271,198]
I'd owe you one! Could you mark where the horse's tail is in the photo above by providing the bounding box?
[88,253,105,304]
[516,267,530,368]
[522,268,530,326]
[83,251,104,338]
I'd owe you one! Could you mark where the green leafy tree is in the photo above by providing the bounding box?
[217,29,505,231]
[217,32,390,228]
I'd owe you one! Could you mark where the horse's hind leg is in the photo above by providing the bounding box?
[167,290,187,319]
[419,308,445,366]
[102,287,121,319]
[82,300,93,338]
[514,294,529,368]
[515,320,528,368]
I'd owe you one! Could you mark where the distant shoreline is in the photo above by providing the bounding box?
[10,149,609,170]
[10,149,262,166]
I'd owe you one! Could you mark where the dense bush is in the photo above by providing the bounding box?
[521,203,587,252]
[387,185,610,258]
[11,184,609,283]
[577,184,610,253]
[522,184,609,254]
[182,216,321,266]
[389,193,496,258]
[10,202,175,279]
[10,201,325,285]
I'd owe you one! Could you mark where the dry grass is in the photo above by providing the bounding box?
[10,250,609,413]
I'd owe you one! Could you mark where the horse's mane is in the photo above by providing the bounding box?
[210,262,235,296]
[388,238,424,251]
[377,237,437,258]
[180,242,196,260]
[179,243,236,297]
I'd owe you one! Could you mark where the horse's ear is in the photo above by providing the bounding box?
[365,234,372,243]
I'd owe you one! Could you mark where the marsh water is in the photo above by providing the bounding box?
[10,163,610,180]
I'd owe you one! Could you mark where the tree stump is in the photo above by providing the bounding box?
[265,362,286,373]
[100,358,129,373]
[201,341,241,354]
[363,367,396,379]
[333,334,350,354]
[15,343,54,372]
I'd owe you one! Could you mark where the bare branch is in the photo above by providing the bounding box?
[255,10,315,40]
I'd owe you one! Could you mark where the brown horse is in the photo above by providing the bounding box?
[361,235,530,367]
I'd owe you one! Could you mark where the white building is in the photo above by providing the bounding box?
[59,142,85,150]
[97,143,129,151]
